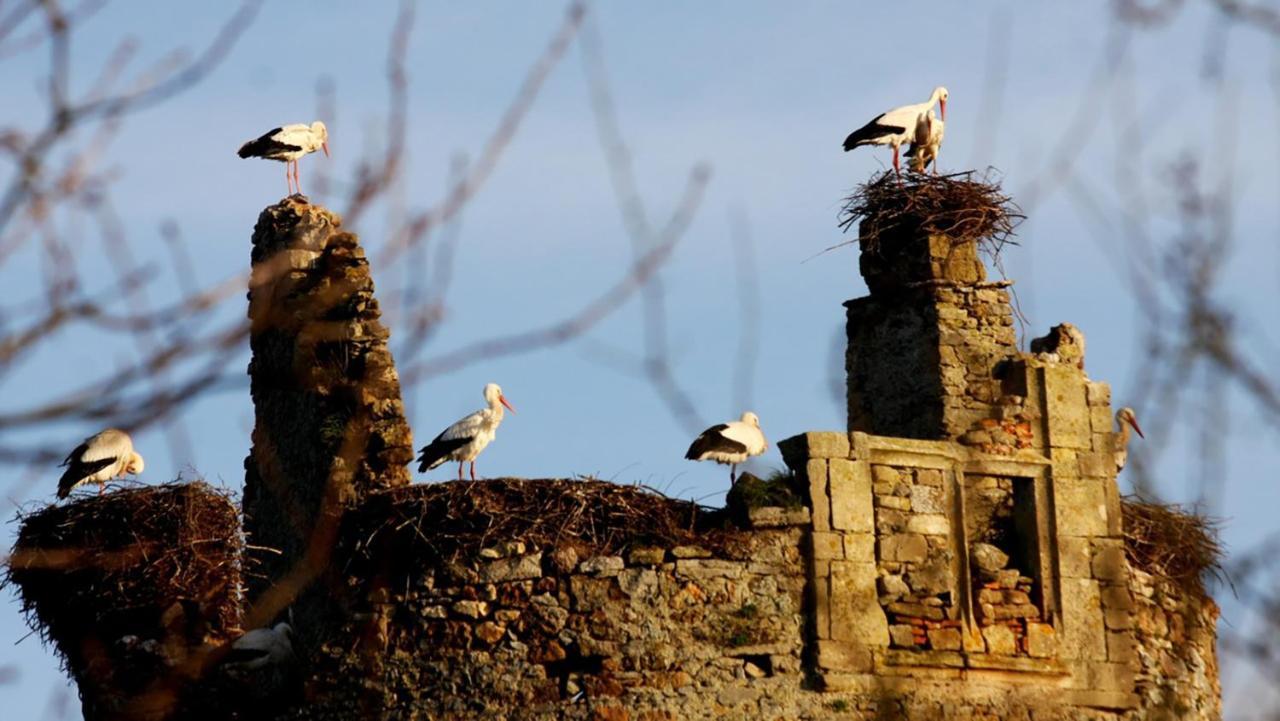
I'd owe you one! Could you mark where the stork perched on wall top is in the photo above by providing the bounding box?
[417,383,515,481]
[237,121,330,196]
[843,86,948,175]
[685,412,768,485]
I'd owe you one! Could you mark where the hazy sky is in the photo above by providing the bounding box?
[2,2,1277,717]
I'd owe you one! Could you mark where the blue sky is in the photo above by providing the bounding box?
[2,2,1277,717]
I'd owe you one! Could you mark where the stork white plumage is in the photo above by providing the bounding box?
[843,86,948,174]
[237,121,330,196]
[905,109,945,174]
[1113,407,1145,473]
[57,428,144,499]
[417,383,515,481]
[685,412,768,484]
[224,621,295,672]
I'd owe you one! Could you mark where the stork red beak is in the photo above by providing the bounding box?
[322,142,330,158]
[939,99,946,121]
[500,395,515,413]
[1127,415,1144,439]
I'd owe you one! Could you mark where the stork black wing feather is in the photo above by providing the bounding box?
[57,456,117,499]
[843,115,908,151]
[416,434,474,472]
[685,424,747,460]
[237,128,303,159]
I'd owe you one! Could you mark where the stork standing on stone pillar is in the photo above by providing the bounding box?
[417,383,515,481]
[843,86,948,175]
[1113,407,1145,472]
[685,412,768,485]
[237,121,330,196]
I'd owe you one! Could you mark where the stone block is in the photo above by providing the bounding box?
[1043,365,1092,449]
[916,468,944,486]
[906,513,949,535]
[928,627,963,650]
[872,465,900,484]
[805,459,831,531]
[451,600,489,619]
[782,431,850,462]
[1059,537,1092,578]
[480,552,544,583]
[880,533,928,563]
[876,495,911,511]
[675,559,743,580]
[1089,406,1113,435]
[1055,478,1109,537]
[579,555,625,577]
[812,561,831,639]
[830,459,873,532]
[748,505,811,527]
[671,545,711,559]
[910,485,945,513]
[844,532,874,561]
[878,574,910,601]
[1061,690,1139,711]
[889,624,916,648]
[816,640,872,672]
[982,624,1016,655]
[617,568,658,599]
[1077,452,1112,479]
[627,547,666,565]
[811,531,844,560]
[1088,661,1135,692]
[1100,583,1133,611]
[885,602,944,621]
[875,509,909,534]
[1060,577,1106,661]
[1086,381,1111,407]
[830,561,889,646]
[716,685,761,707]
[905,553,953,596]
[1026,622,1057,658]
[1092,540,1127,582]
[1107,630,1136,664]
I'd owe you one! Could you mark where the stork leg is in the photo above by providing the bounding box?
[285,163,293,195]
[457,461,465,481]
[294,161,303,195]
[730,465,737,485]
[470,461,477,481]
[892,145,901,175]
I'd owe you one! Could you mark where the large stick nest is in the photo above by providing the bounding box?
[4,482,243,671]
[838,169,1024,257]
[1121,495,1225,599]
[341,478,735,573]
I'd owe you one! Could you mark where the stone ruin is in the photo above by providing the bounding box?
[5,192,1220,720]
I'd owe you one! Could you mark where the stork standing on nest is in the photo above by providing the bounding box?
[905,109,945,174]
[685,412,768,485]
[1113,407,1145,472]
[237,121,329,196]
[843,86,948,175]
[417,383,515,481]
[57,429,145,498]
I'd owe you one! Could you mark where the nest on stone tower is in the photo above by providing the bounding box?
[1121,495,1224,599]
[341,478,734,575]
[838,169,1024,257]
[4,482,243,672]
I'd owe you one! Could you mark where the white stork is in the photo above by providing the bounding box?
[224,621,295,673]
[417,383,515,481]
[843,86,948,174]
[1113,407,1145,472]
[905,109,945,174]
[57,429,144,499]
[237,121,330,196]
[685,411,768,484]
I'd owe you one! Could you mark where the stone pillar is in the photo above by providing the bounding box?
[242,197,415,597]
[845,224,1016,440]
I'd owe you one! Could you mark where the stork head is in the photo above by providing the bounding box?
[312,121,330,157]
[932,86,949,121]
[1116,407,1144,439]
[125,451,145,475]
[741,411,761,428]
[484,382,516,413]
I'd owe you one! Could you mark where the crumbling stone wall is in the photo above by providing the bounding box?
[242,197,415,596]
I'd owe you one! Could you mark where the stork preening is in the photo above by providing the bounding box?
[685,412,768,484]
[417,383,515,481]
[1113,407,1145,473]
[237,121,329,196]
[843,86,948,174]
[57,429,144,499]
[905,109,945,174]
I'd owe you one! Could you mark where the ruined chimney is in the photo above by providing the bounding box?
[242,197,415,596]
[845,223,1016,440]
